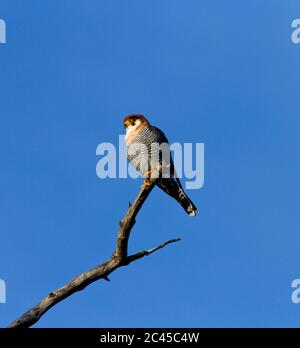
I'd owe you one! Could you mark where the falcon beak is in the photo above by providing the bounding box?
[124,119,132,128]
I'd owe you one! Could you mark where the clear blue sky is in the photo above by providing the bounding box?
[1,0,300,328]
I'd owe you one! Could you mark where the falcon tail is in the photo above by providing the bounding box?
[157,178,198,216]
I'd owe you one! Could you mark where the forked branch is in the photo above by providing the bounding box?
[8,179,181,328]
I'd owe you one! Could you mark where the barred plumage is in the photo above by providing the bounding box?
[124,114,198,216]
[127,125,170,176]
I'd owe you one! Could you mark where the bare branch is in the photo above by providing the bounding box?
[7,179,181,328]
[126,238,181,263]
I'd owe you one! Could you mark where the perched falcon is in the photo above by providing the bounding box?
[124,114,198,216]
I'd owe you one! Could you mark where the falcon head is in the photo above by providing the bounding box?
[123,114,150,144]
[123,114,149,130]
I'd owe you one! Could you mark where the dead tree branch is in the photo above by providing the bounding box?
[8,179,181,328]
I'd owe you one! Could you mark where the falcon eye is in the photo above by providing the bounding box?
[131,117,136,122]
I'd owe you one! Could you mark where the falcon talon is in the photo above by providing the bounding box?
[143,170,153,178]
[141,179,151,189]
